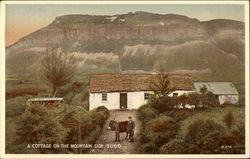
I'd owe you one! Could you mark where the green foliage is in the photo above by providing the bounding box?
[138,115,178,154]
[165,109,192,121]
[160,138,186,154]
[187,92,200,107]
[200,91,220,108]
[184,120,225,153]
[148,115,176,132]
[137,104,159,126]
[148,95,177,112]
[62,105,109,153]
[15,103,69,153]
[168,118,245,154]
[6,96,30,117]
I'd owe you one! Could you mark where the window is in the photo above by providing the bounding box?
[173,93,178,97]
[102,93,107,101]
[144,93,151,100]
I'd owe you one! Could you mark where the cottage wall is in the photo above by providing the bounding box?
[169,90,194,97]
[89,90,194,110]
[89,92,120,110]
[218,95,239,104]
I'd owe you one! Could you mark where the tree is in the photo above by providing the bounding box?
[199,85,219,107]
[187,92,200,108]
[41,46,76,97]
[148,63,176,112]
[150,63,175,97]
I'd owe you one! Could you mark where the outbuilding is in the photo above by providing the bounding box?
[89,73,194,110]
[194,82,239,104]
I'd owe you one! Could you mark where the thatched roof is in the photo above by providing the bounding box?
[89,73,194,93]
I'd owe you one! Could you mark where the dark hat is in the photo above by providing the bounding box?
[128,116,132,119]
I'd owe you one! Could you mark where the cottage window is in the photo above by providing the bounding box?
[144,93,151,100]
[102,93,107,101]
[173,93,178,97]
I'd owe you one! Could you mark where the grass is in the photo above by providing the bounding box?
[177,106,245,138]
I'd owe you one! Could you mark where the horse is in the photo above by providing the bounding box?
[109,120,129,141]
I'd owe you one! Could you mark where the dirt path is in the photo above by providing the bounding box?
[88,110,140,154]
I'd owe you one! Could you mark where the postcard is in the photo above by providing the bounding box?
[0,1,249,158]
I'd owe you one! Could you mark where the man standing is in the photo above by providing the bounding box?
[114,120,120,142]
[127,116,135,142]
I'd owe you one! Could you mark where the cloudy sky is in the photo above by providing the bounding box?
[6,3,245,46]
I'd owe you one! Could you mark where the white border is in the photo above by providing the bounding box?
[0,1,249,159]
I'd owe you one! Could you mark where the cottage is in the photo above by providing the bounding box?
[194,82,239,104]
[89,73,194,110]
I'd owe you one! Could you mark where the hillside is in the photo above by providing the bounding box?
[6,12,245,103]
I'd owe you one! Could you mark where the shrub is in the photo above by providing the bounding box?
[138,115,178,154]
[177,94,189,107]
[223,112,235,129]
[187,92,200,107]
[148,115,176,132]
[185,120,226,154]
[15,103,69,153]
[6,96,30,117]
[90,111,106,125]
[148,95,177,112]
[165,109,192,121]
[221,101,233,107]
[137,104,159,125]
[91,106,110,121]
[160,138,186,154]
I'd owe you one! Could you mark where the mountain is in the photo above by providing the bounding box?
[6,12,245,86]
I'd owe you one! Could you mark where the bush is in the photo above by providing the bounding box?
[137,104,159,125]
[223,112,235,129]
[187,92,200,107]
[165,109,192,121]
[148,95,177,112]
[15,103,69,153]
[138,115,178,154]
[160,138,186,154]
[91,106,110,121]
[185,120,226,154]
[6,96,30,117]
[148,115,176,132]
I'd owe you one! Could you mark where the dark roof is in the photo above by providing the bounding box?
[89,73,194,93]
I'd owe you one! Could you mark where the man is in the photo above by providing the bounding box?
[114,119,120,142]
[127,116,135,142]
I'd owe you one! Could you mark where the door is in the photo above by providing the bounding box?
[120,93,127,109]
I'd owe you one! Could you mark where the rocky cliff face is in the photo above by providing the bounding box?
[6,12,245,79]
[7,12,244,53]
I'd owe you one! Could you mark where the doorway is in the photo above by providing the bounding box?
[120,93,127,109]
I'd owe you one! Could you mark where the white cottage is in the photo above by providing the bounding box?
[89,73,194,110]
[194,82,239,104]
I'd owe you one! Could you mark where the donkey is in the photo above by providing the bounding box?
[109,120,129,142]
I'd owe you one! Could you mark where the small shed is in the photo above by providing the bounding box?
[26,98,63,108]
[194,82,239,104]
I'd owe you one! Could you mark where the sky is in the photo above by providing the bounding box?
[5,4,245,46]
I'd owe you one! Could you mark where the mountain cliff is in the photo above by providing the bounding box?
[6,12,244,80]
